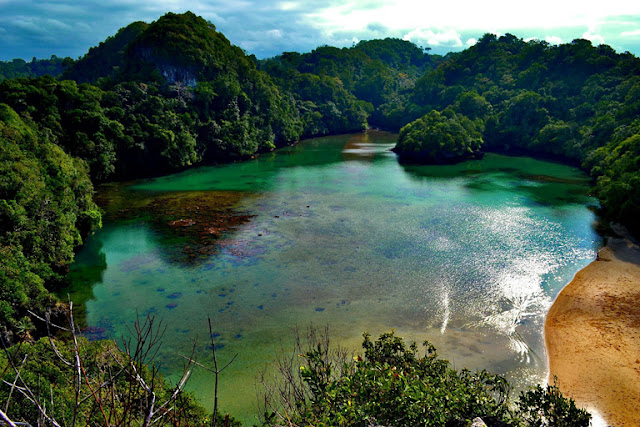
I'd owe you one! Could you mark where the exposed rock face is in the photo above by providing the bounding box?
[131,46,198,86]
[158,64,197,87]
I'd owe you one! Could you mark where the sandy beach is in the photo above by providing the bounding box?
[545,235,640,426]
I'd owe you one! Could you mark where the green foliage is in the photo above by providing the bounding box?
[409,33,640,155]
[0,13,306,179]
[401,33,640,233]
[265,332,590,427]
[0,103,100,335]
[517,380,592,426]
[395,109,483,162]
[287,73,369,136]
[586,126,640,234]
[125,12,250,82]
[259,38,439,131]
[0,246,50,337]
[0,77,121,181]
[354,38,434,69]
[489,90,551,150]
[0,55,73,82]
[454,90,492,120]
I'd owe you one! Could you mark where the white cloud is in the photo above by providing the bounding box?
[621,29,640,37]
[11,18,42,33]
[545,35,563,45]
[45,18,72,31]
[267,29,282,38]
[582,30,605,45]
[403,28,463,48]
[466,38,477,46]
[278,1,299,10]
[306,0,640,34]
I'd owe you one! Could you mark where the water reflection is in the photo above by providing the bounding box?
[400,156,595,208]
[60,237,107,328]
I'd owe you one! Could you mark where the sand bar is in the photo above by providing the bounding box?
[545,235,640,426]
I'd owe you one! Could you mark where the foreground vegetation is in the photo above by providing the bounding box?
[261,331,590,426]
[0,314,239,426]
[2,326,589,426]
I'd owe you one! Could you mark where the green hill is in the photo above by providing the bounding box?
[397,33,640,233]
[62,21,148,84]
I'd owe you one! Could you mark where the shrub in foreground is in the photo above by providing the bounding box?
[262,331,590,427]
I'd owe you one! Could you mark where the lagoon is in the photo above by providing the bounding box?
[64,131,601,423]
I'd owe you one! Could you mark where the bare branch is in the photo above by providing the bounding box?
[76,365,126,406]
[218,353,238,374]
[257,325,350,425]
[148,369,192,420]
[1,339,63,427]
[2,381,62,427]
[4,354,27,413]
[180,356,215,374]
[0,408,19,427]
[26,310,70,332]
[209,317,219,427]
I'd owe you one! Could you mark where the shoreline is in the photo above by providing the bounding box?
[545,234,640,426]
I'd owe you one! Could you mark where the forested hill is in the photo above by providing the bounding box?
[394,33,640,234]
[258,39,443,130]
[61,21,149,84]
[0,55,73,81]
[1,11,640,341]
[264,33,640,233]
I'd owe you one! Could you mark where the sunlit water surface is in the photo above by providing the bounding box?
[64,131,601,423]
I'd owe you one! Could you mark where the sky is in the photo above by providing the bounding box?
[1,0,640,61]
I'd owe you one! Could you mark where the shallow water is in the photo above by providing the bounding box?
[64,131,601,423]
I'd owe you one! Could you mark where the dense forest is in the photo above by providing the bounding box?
[1,10,637,425]
[0,55,74,82]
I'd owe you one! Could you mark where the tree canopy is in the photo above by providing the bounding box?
[394,108,483,162]
[0,103,100,336]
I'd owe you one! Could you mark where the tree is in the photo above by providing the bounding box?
[394,108,483,163]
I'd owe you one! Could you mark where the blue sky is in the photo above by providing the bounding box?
[1,0,640,61]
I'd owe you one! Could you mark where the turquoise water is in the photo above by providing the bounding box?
[64,131,601,423]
